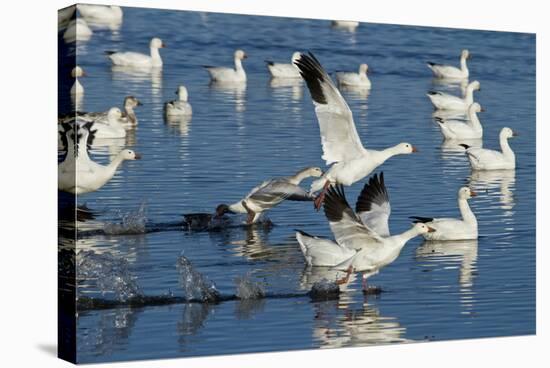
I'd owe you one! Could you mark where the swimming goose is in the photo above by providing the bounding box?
[435,102,484,140]
[218,167,323,224]
[204,49,247,83]
[296,184,434,291]
[427,49,470,79]
[63,18,93,43]
[294,52,417,209]
[58,122,141,194]
[164,85,193,116]
[427,80,480,111]
[106,37,165,68]
[88,107,127,139]
[336,64,371,88]
[78,4,123,24]
[411,187,478,241]
[265,52,301,79]
[460,127,517,170]
[70,66,86,98]
[76,96,142,127]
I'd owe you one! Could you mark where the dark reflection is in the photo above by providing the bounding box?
[339,84,371,100]
[269,77,303,101]
[312,298,409,347]
[234,298,266,320]
[177,303,213,351]
[209,81,247,113]
[416,240,478,313]
[111,66,163,96]
[469,169,516,212]
[77,307,142,357]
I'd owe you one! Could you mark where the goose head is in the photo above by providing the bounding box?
[359,63,369,75]
[468,80,481,92]
[150,37,165,49]
[107,107,123,121]
[395,142,418,154]
[291,51,302,64]
[235,49,248,60]
[71,66,86,78]
[124,96,142,109]
[469,102,483,114]
[118,149,142,161]
[215,204,234,218]
[304,167,324,178]
[413,222,436,235]
[176,85,189,101]
[458,186,477,200]
[500,127,518,139]
[461,49,470,60]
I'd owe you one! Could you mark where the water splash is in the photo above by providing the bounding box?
[234,274,265,300]
[308,279,340,301]
[104,202,147,235]
[176,255,220,303]
[77,250,142,302]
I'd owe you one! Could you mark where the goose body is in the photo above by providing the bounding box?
[266,52,301,79]
[435,102,484,140]
[335,64,371,88]
[411,187,478,241]
[461,127,517,170]
[107,37,165,68]
[219,167,323,224]
[63,18,92,43]
[294,52,416,209]
[205,49,247,83]
[331,20,359,31]
[58,123,141,194]
[78,4,123,23]
[427,80,480,111]
[71,96,142,128]
[165,85,192,116]
[427,49,470,79]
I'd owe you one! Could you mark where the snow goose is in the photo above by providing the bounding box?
[204,49,247,83]
[164,85,193,117]
[58,6,76,29]
[435,102,484,140]
[106,37,165,68]
[71,96,142,128]
[411,187,478,241]
[331,20,360,32]
[427,80,480,111]
[58,122,141,194]
[218,167,323,224]
[460,127,517,170]
[88,107,127,139]
[296,184,434,291]
[63,18,92,43]
[70,66,86,99]
[336,63,371,88]
[265,52,301,79]
[295,52,417,209]
[427,49,470,79]
[78,5,123,24]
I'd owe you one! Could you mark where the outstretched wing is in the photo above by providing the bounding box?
[355,172,391,236]
[295,52,366,165]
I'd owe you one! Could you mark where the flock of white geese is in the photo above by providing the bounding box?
[58,5,518,292]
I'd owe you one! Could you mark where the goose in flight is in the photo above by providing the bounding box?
[218,167,323,224]
[294,52,417,209]
[296,183,434,291]
[427,49,470,80]
[411,187,478,241]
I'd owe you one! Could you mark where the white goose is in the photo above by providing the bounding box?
[204,50,247,83]
[411,187,478,241]
[164,85,192,116]
[460,127,517,170]
[265,52,301,79]
[296,184,434,291]
[331,20,359,32]
[70,66,85,99]
[58,122,141,194]
[106,37,165,68]
[218,167,323,224]
[78,4,123,24]
[427,80,480,111]
[88,107,127,139]
[427,49,470,79]
[435,102,484,140]
[336,64,371,88]
[294,52,417,209]
[70,96,142,128]
[63,18,93,43]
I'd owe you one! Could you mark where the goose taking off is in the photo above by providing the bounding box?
[411,187,478,241]
[435,102,484,140]
[218,167,323,224]
[335,63,371,88]
[296,184,434,291]
[204,50,248,83]
[106,37,165,68]
[427,49,470,79]
[58,122,141,194]
[427,80,480,111]
[294,52,417,209]
[460,127,517,170]
[266,52,302,79]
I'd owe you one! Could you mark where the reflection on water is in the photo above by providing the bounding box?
[209,81,247,113]
[300,266,357,292]
[431,78,468,97]
[111,66,163,96]
[165,115,193,137]
[469,169,516,212]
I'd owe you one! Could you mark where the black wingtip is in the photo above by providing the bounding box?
[294,52,328,105]
[104,50,116,55]
[265,60,274,66]
[323,184,351,222]
[356,172,389,214]
[434,117,444,124]
[459,144,471,150]
[409,216,434,223]
[427,62,437,67]
[295,229,314,237]
[427,91,439,96]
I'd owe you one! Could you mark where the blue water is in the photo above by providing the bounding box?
[59,6,536,364]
